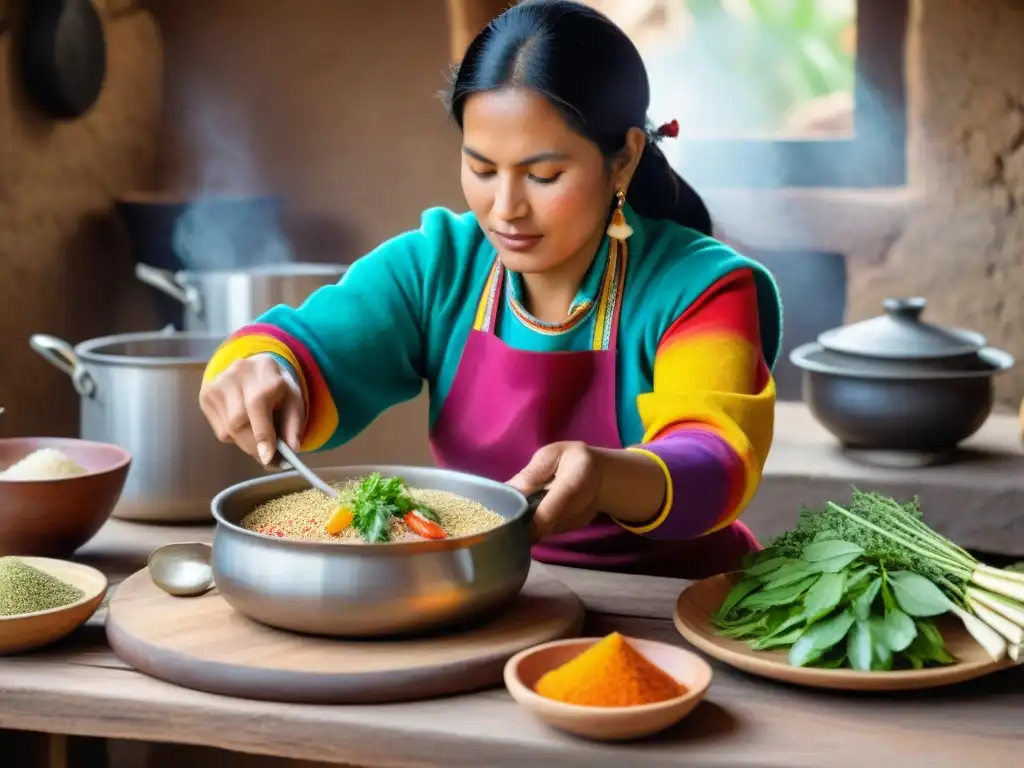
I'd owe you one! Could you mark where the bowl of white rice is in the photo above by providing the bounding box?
[0,437,131,557]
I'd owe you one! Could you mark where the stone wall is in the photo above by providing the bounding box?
[849,0,1024,407]
[0,5,164,438]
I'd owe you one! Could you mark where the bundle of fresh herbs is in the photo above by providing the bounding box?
[713,488,1024,670]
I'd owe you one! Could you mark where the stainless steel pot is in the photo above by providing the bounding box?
[29,330,259,523]
[210,466,539,637]
[135,262,347,334]
[790,298,1014,456]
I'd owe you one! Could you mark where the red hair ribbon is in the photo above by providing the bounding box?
[656,119,679,138]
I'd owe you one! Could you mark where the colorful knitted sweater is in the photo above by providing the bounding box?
[204,204,782,540]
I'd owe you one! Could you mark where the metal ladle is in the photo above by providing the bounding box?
[148,440,336,597]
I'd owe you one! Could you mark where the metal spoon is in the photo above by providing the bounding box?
[274,439,338,500]
[147,541,214,597]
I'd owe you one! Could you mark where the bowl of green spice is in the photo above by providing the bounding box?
[0,556,108,654]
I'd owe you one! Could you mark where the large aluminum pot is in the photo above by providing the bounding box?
[790,297,1014,462]
[211,466,539,637]
[135,262,347,334]
[29,330,259,523]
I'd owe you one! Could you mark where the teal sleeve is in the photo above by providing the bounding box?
[250,208,470,452]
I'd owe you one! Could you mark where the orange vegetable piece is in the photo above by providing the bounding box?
[534,632,683,707]
[324,505,354,535]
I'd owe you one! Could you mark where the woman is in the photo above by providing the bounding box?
[199,0,782,579]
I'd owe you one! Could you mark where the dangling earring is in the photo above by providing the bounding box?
[606,189,633,240]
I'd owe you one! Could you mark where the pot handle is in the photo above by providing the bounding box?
[29,334,97,398]
[524,490,547,523]
[135,263,204,317]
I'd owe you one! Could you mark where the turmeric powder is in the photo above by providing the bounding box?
[535,632,683,707]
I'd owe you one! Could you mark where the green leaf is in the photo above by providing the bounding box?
[739,575,820,610]
[888,571,953,617]
[880,578,897,614]
[712,610,764,630]
[751,626,805,650]
[853,577,882,621]
[809,552,863,573]
[904,653,925,670]
[879,610,917,653]
[763,611,807,639]
[801,540,864,562]
[872,640,894,671]
[745,557,791,578]
[788,610,856,667]
[715,578,761,618]
[907,619,956,665]
[803,571,846,622]
[763,561,817,588]
[815,653,848,669]
[718,617,769,639]
[847,620,873,671]
[845,564,878,591]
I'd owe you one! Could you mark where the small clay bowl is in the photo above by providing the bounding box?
[0,557,108,654]
[0,437,132,557]
[503,636,713,742]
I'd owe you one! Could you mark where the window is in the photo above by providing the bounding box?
[586,0,909,188]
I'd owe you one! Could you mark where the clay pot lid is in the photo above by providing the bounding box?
[817,298,986,361]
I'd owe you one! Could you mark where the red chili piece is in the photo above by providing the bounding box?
[403,510,447,540]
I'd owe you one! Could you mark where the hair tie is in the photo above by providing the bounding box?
[655,119,679,138]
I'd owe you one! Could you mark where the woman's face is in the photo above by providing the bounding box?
[460,88,634,276]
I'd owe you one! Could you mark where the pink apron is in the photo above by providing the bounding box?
[430,240,760,579]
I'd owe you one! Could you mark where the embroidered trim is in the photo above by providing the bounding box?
[472,239,627,351]
[508,296,593,335]
[591,238,628,351]
[473,259,504,332]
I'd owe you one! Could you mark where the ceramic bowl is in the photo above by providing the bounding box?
[0,557,108,654]
[0,437,131,557]
[504,636,713,742]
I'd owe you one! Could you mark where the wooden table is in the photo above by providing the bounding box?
[1,520,1023,768]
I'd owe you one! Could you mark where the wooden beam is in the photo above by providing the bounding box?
[445,0,510,63]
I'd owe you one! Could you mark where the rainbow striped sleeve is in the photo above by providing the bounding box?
[204,322,339,452]
[200,210,458,453]
[620,268,775,540]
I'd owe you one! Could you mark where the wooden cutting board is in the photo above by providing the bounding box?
[106,564,585,704]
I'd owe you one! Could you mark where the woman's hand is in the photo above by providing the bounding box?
[507,441,602,540]
[508,442,670,540]
[199,355,305,466]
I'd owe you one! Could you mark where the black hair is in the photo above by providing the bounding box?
[447,0,712,237]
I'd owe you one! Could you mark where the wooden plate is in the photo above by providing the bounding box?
[0,557,108,654]
[107,564,585,704]
[674,573,1014,691]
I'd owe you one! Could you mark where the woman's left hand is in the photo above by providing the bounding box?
[507,441,601,540]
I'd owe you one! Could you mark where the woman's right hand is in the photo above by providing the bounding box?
[199,355,306,466]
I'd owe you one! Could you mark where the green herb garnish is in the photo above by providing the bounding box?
[349,473,439,542]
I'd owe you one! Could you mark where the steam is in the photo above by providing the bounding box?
[171,86,295,271]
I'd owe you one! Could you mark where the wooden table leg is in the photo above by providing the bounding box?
[0,730,108,768]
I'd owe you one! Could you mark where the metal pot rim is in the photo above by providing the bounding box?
[74,330,227,368]
[789,341,1015,380]
[211,465,532,555]
[176,262,347,278]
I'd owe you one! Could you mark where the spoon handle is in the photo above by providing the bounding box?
[275,440,338,499]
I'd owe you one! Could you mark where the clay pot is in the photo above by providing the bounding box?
[789,298,1014,459]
